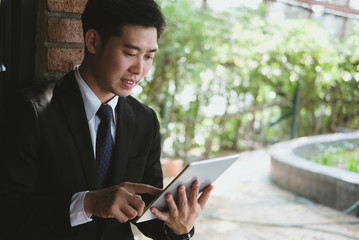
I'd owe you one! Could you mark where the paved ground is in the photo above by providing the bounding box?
[133,149,359,240]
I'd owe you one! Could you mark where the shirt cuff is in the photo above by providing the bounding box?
[70,191,93,227]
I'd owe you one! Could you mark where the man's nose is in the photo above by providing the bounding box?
[129,58,144,75]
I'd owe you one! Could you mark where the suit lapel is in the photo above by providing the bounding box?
[111,97,135,184]
[57,72,97,190]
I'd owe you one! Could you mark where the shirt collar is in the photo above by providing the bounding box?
[74,65,119,122]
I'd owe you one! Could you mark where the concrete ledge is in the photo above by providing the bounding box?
[269,132,359,217]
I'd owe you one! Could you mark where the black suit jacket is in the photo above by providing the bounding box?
[0,71,168,240]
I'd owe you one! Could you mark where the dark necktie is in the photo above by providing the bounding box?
[96,104,114,189]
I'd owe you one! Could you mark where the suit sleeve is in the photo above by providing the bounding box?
[141,108,163,189]
[0,93,74,238]
[134,108,169,240]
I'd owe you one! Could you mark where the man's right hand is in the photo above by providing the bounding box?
[84,182,161,223]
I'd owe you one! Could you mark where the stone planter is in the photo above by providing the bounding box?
[269,132,359,217]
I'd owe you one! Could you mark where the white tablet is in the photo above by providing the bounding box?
[135,154,239,223]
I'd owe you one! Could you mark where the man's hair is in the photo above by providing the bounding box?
[81,0,166,45]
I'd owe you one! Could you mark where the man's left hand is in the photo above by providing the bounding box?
[150,180,214,235]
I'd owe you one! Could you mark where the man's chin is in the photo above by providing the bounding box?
[116,90,132,98]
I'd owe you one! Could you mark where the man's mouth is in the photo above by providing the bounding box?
[123,80,135,84]
[121,79,137,88]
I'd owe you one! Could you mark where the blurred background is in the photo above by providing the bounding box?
[1,0,359,160]
[135,0,359,162]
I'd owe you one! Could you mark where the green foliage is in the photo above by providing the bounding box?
[346,153,359,173]
[311,142,359,173]
[132,0,359,159]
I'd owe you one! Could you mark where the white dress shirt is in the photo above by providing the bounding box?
[69,66,119,227]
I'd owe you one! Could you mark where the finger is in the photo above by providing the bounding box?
[177,185,187,211]
[128,194,146,216]
[151,207,170,221]
[166,194,178,214]
[189,180,200,204]
[121,204,139,220]
[113,209,129,223]
[198,185,214,209]
[125,182,162,196]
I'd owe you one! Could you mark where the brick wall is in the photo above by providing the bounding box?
[38,0,87,82]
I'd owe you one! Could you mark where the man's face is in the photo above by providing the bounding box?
[90,25,158,100]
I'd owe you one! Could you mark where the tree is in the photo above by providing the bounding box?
[132,0,359,159]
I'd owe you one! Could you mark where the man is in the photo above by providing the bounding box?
[0,0,213,239]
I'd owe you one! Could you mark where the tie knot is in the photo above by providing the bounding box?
[97,104,113,121]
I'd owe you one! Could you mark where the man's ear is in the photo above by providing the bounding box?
[84,29,101,54]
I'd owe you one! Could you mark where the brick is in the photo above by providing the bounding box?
[48,18,83,43]
[48,0,87,13]
[48,48,84,72]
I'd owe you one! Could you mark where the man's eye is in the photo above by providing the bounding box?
[125,52,136,57]
[146,55,154,60]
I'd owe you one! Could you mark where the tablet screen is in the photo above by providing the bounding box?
[135,154,239,223]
